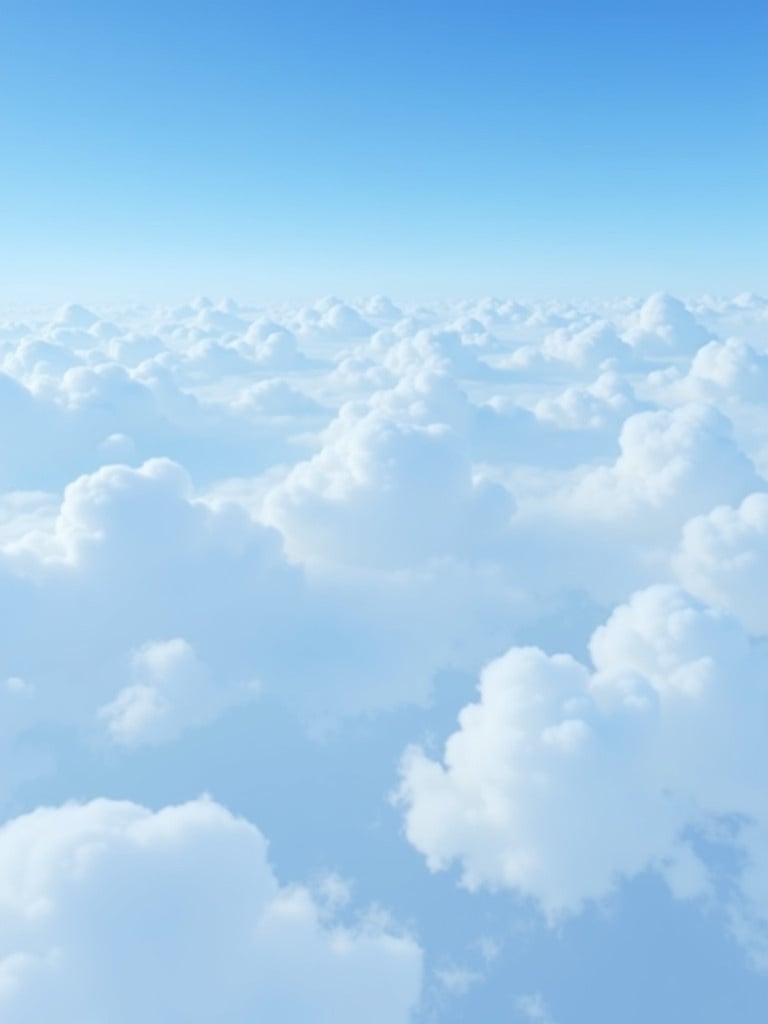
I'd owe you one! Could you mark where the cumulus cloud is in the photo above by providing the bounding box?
[0,453,522,734]
[51,302,100,330]
[0,797,422,1023]
[534,366,639,430]
[397,584,768,963]
[0,458,305,749]
[645,336,768,408]
[622,292,712,354]
[568,403,760,530]
[262,366,513,569]
[99,638,260,746]
[232,378,328,418]
[674,493,768,634]
[541,319,633,370]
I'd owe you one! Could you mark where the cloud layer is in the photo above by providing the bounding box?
[1,290,767,1017]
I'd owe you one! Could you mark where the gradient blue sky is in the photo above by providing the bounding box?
[1,0,766,302]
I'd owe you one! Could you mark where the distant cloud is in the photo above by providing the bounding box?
[517,992,554,1023]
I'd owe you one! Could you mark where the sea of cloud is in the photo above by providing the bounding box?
[0,291,767,1019]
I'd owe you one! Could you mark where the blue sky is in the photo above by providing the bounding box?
[1,0,765,301]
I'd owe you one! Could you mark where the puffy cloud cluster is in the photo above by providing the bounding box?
[0,289,767,1013]
[0,290,764,730]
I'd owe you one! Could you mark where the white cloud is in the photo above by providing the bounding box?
[232,379,327,419]
[397,584,768,962]
[534,366,638,430]
[542,319,632,369]
[622,292,712,353]
[568,403,760,530]
[0,797,422,1023]
[645,336,768,411]
[674,492,768,634]
[262,367,513,569]
[0,458,304,743]
[0,452,523,733]
[51,302,100,330]
[99,638,260,746]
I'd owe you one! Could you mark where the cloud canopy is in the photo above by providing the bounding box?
[0,291,767,1019]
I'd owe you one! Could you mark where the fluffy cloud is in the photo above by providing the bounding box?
[99,638,260,746]
[645,336,768,408]
[674,493,768,634]
[262,367,513,569]
[622,292,712,354]
[0,458,302,747]
[232,379,328,419]
[541,319,632,369]
[0,797,422,1023]
[0,452,521,735]
[397,584,768,963]
[534,366,638,430]
[568,403,760,530]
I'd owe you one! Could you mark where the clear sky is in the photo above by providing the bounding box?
[0,0,766,302]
